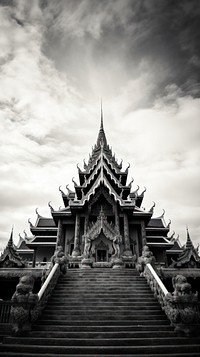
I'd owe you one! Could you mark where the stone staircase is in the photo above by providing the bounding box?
[0,268,200,356]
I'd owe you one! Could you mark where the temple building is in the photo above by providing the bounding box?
[1,109,200,356]
[13,109,185,269]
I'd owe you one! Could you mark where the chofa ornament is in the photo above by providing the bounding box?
[164,275,200,336]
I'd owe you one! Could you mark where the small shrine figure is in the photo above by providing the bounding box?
[136,245,156,274]
[11,275,38,336]
[51,246,67,275]
[164,275,199,336]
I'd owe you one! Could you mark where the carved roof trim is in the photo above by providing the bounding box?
[81,172,125,206]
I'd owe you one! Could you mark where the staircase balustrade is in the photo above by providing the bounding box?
[0,301,11,323]
[33,262,60,321]
[10,246,68,336]
[144,263,200,336]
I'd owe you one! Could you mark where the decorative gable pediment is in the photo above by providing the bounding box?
[88,186,115,215]
[85,207,119,242]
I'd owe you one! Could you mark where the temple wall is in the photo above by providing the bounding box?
[150,247,166,265]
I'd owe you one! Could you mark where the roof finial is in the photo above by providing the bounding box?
[185,225,193,249]
[96,100,107,147]
[8,226,14,247]
[101,98,103,130]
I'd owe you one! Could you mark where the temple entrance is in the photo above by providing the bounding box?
[96,249,108,262]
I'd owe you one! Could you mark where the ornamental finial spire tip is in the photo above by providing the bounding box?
[101,98,103,130]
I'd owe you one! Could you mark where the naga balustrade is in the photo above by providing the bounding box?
[144,263,200,336]
[0,300,12,323]
[10,246,67,335]
[9,262,61,336]
[144,263,168,310]
[32,262,60,321]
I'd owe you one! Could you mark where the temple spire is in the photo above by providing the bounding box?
[185,225,193,249]
[96,100,107,147]
[8,226,14,247]
[100,98,103,130]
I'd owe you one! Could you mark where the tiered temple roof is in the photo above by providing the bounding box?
[0,228,25,268]
[26,209,57,248]
[170,228,200,268]
[8,108,183,264]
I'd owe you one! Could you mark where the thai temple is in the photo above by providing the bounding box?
[8,110,184,268]
[0,109,200,356]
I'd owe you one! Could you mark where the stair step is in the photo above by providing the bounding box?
[5,336,200,347]
[45,306,162,311]
[43,309,163,315]
[50,294,156,303]
[38,319,171,326]
[41,314,166,321]
[30,331,176,338]
[0,344,200,354]
[33,324,173,332]
[56,286,149,289]
[47,301,160,306]
[1,353,200,357]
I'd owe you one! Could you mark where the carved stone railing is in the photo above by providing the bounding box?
[144,263,168,310]
[0,300,12,323]
[10,262,61,336]
[32,262,60,321]
[144,263,200,336]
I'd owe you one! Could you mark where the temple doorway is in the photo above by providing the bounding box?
[96,249,108,262]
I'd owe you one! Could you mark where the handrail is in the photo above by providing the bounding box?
[144,263,200,335]
[32,262,61,323]
[144,263,168,310]
[146,263,168,296]
[38,263,59,301]
[0,300,11,323]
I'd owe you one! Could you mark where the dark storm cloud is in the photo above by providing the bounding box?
[0,0,200,249]
[40,0,200,105]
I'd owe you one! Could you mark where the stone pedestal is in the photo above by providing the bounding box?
[80,258,93,269]
[72,247,81,258]
[112,258,124,269]
[122,249,133,258]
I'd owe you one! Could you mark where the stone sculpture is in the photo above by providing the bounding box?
[11,275,38,336]
[164,275,200,336]
[51,246,67,275]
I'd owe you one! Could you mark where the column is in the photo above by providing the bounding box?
[72,213,81,257]
[123,213,132,256]
[141,221,147,247]
[56,219,64,248]
[114,204,120,233]
[32,248,37,267]
[84,213,89,234]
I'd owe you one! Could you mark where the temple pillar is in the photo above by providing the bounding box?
[72,213,81,257]
[84,213,89,234]
[32,248,37,267]
[123,213,132,256]
[141,221,147,247]
[56,219,64,248]
[114,204,120,233]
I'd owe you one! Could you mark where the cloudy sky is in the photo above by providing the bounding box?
[0,0,200,250]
